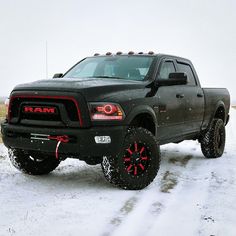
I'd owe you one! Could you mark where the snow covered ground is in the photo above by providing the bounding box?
[0,109,236,236]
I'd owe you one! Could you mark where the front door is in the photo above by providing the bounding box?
[154,59,186,142]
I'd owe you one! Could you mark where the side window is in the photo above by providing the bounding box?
[177,62,196,85]
[158,61,176,79]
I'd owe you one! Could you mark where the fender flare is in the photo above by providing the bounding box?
[209,101,226,125]
[125,105,158,131]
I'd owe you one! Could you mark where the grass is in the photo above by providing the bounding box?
[0,104,7,119]
[0,103,7,143]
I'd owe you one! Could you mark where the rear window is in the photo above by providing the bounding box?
[177,62,196,85]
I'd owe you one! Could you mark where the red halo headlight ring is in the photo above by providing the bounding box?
[90,103,124,120]
[101,104,118,115]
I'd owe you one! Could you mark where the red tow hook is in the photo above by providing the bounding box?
[48,135,70,159]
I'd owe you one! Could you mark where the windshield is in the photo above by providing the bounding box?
[63,56,155,81]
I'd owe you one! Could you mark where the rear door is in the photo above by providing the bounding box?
[155,59,186,142]
[176,60,204,133]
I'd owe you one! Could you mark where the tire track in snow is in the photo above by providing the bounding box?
[146,113,236,236]
[100,146,196,236]
[101,196,139,236]
[109,150,200,236]
[146,157,215,236]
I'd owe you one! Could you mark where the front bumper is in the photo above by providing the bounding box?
[1,122,127,159]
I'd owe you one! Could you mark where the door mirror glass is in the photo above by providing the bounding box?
[169,72,187,81]
[157,73,187,86]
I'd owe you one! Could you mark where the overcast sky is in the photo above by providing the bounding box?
[0,0,235,101]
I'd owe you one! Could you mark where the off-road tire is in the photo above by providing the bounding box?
[101,127,160,190]
[200,118,226,158]
[8,149,60,175]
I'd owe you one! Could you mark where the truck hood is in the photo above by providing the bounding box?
[13,78,147,100]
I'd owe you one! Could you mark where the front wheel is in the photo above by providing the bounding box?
[101,127,160,190]
[8,149,60,175]
[200,118,226,158]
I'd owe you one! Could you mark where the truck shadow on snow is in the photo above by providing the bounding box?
[44,163,114,190]
[3,146,205,191]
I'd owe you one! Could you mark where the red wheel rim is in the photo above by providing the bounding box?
[123,141,150,176]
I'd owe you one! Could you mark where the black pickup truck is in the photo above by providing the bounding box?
[1,52,230,190]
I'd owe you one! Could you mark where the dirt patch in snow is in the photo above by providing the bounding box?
[160,170,178,193]
[168,155,192,167]
[110,197,138,226]
[102,196,138,236]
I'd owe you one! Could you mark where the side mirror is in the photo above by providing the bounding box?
[157,73,188,86]
[169,72,187,81]
[53,73,63,78]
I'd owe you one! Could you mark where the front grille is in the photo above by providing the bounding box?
[21,107,61,121]
[9,95,82,127]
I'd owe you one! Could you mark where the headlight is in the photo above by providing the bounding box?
[89,102,125,120]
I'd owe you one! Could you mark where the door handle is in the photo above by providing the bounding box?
[197,93,203,98]
[176,94,185,98]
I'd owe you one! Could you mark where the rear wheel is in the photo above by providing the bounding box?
[8,149,60,175]
[101,127,160,190]
[200,118,226,158]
